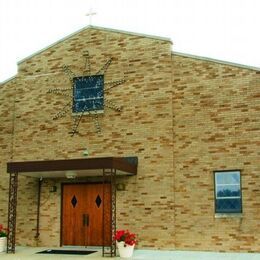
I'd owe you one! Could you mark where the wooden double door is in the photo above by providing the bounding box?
[62,183,111,246]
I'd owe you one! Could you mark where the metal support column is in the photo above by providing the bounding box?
[102,168,116,257]
[7,172,18,253]
[111,168,116,257]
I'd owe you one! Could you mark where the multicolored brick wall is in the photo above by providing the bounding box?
[172,54,260,252]
[0,27,174,248]
[0,80,14,229]
[0,27,259,252]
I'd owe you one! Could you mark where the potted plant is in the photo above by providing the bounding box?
[0,224,7,253]
[115,229,137,258]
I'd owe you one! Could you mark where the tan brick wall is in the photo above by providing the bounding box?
[0,28,174,249]
[172,54,260,252]
[0,27,259,252]
[0,80,15,227]
[16,176,38,246]
[35,179,61,247]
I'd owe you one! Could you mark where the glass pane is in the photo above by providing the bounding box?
[216,198,242,213]
[216,185,241,198]
[73,75,104,113]
[75,88,103,101]
[215,171,240,185]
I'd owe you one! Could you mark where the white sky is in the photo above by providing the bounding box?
[0,0,259,82]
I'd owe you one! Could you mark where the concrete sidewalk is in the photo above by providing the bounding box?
[1,246,260,259]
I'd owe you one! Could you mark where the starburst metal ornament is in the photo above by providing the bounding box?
[48,52,125,136]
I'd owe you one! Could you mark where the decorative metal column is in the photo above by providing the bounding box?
[102,168,116,257]
[7,172,18,253]
[110,168,116,257]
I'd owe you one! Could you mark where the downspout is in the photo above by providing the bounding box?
[35,178,42,240]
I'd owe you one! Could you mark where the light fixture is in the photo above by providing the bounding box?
[83,148,89,157]
[65,171,77,179]
[50,186,57,192]
[116,183,126,191]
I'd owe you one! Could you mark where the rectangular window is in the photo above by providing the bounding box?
[214,170,242,214]
[73,75,104,113]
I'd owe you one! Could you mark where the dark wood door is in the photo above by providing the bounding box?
[62,183,111,246]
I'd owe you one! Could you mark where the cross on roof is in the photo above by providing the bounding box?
[86,9,97,25]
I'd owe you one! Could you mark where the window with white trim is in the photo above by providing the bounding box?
[214,170,242,214]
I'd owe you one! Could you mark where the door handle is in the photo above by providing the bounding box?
[83,214,89,227]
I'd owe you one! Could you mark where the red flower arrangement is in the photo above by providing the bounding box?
[115,229,137,247]
[0,224,8,238]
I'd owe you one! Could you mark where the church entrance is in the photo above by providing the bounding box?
[7,157,137,254]
[61,183,111,246]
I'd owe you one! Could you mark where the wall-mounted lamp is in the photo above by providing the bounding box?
[116,183,126,191]
[50,186,57,193]
[65,171,77,179]
[83,148,89,157]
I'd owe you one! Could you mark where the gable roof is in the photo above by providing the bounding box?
[173,51,260,71]
[17,25,172,65]
[1,26,259,84]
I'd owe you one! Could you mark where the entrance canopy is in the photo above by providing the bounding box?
[7,156,138,178]
[6,156,137,255]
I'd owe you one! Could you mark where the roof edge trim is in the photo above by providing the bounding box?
[172,51,260,71]
[17,25,172,65]
[7,156,138,175]
[89,25,172,43]
[0,75,16,85]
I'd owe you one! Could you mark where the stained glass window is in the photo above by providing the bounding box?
[73,75,104,113]
[214,170,242,213]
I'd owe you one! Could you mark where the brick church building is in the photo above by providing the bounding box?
[0,26,259,254]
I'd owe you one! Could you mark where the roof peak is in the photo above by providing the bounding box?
[17,25,172,65]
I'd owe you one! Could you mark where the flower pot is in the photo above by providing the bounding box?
[0,237,7,253]
[117,241,135,258]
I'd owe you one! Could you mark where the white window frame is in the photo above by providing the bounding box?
[214,170,242,215]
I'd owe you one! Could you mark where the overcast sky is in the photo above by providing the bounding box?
[0,0,259,82]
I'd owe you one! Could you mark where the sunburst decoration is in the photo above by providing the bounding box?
[47,51,125,136]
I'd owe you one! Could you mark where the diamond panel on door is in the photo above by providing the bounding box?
[71,195,77,208]
[95,194,102,208]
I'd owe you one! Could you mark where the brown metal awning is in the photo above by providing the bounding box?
[6,156,138,255]
[7,156,138,178]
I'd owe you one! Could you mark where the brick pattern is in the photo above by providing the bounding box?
[172,54,260,252]
[0,80,15,227]
[0,28,174,249]
[0,27,259,252]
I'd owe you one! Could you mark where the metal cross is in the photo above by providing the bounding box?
[86,9,97,25]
